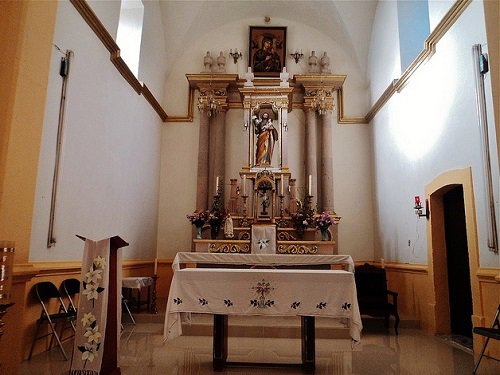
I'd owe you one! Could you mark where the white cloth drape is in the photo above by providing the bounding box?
[69,239,111,375]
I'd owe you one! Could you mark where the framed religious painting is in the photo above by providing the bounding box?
[249,26,287,77]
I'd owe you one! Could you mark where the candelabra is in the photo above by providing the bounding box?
[277,194,288,228]
[240,194,251,227]
[290,50,303,63]
[229,49,242,64]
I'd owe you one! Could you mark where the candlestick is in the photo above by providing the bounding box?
[308,175,312,196]
[243,174,246,196]
[150,274,158,314]
[281,174,284,196]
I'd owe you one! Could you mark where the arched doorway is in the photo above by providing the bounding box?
[443,186,473,342]
[426,168,480,338]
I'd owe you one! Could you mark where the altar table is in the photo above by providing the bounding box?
[163,253,361,371]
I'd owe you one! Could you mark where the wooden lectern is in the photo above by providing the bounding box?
[77,235,128,375]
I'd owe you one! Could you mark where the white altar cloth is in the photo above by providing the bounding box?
[171,252,355,272]
[163,267,362,343]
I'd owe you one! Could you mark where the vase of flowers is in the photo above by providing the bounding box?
[291,209,313,239]
[186,210,208,239]
[314,211,337,241]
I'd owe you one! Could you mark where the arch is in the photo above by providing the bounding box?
[425,167,480,334]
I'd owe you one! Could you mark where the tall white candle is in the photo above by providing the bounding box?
[216,176,219,193]
[281,174,284,195]
[308,175,312,196]
[154,258,158,274]
[243,175,246,195]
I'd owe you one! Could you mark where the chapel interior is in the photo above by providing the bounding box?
[1,0,499,374]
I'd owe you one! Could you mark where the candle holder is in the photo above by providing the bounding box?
[240,194,251,227]
[149,274,158,314]
[305,194,314,210]
[277,194,288,228]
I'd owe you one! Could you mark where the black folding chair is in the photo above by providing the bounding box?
[61,278,80,331]
[28,281,77,361]
[473,304,500,374]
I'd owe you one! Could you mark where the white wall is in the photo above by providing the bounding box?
[158,16,374,259]
[368,0,499,266]
[29,0,166,261]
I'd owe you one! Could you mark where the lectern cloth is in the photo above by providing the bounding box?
[69,239,111,375]
[163,268,362,343]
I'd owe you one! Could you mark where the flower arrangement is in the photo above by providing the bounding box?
[314,211,335,229]
[290,201,315,239]
[208,209,225,225]
[186,210,208,226]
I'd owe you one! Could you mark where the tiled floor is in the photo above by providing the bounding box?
[20,315,499,375]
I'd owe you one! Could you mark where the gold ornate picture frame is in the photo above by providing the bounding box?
[249,26,287,77]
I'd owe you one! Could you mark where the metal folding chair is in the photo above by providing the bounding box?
[473,304,500,374]
[28,281,77,360]
[61,278,80,331]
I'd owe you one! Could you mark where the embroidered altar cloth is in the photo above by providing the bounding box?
[171,252,355,272]
[163,267,362,343]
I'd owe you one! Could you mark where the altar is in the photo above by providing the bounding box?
[188,75,342,256]
[163,252,361,371]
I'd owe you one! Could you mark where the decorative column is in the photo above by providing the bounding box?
[295,75,344,212]
[320,110,334,212]
[210,107,227,199]
[187,74,238,210]
[304,108,318,208]
[196,111,210,211]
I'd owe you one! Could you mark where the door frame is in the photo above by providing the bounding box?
[425,167,481,334]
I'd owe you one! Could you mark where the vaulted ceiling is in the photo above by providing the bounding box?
[158,1,378,78]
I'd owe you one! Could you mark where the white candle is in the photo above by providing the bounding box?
[243,175,246,195]
[216,176,219,193]
[281,174,284,195]
[308,175,312,196]
[154,258,158,274]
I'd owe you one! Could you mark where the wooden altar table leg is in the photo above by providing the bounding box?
[213,314,228,371]
[301,316,316,372]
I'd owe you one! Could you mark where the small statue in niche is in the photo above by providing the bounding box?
[260,191,270,215]
[253,111,278,166]
[217,51,226,73]
[308,51,319,73]
[320,52,331,74]
[203,51,213,72]
[224,214,234,239]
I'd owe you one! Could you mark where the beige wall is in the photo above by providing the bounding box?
[0,1,57,373]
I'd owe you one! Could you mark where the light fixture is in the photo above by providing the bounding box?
[414,196,429,219]
[229,49,242,64]
[197,86,221,117]
[290,50,303,64]
[311,87,334,115]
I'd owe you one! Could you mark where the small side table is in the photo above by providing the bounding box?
[122,276,154,312]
